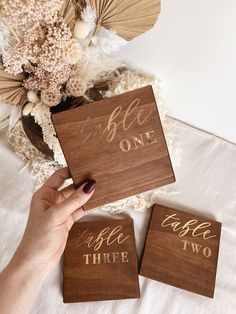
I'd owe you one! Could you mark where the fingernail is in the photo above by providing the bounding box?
[83,179,96,194]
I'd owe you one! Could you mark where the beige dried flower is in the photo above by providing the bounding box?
[27,91,39,104]
[66,77,87,97]
[63,38,84,65]
[4,18,72,76]
[37,19,72,72]
[1,1,89,107]
[41,89,62,107]
[74,20,90,39]
[23,64,72,92]
[70,58,88,77]
[1,0,63,32]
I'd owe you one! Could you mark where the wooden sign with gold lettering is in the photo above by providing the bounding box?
[140,204,221,298]
[63,219,140,303]
[52,86,175,210]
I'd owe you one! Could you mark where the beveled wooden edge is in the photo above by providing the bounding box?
[52,86,153,120]
[51,86,176,210]
[63,217,140,302]
[148,87,176,185]
[139,203,222,299]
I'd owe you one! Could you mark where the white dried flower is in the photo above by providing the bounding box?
[66,77,87,97]
[1,0,63,32]
[97,30,127,54]
[22,102,35,116]
[41,89,62,107]
[74,20,90,39]
[81,5,97,35]
[0,17,15,62]
[27,91,40,104]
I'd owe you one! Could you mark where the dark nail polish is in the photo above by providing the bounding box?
[83,179,96,194]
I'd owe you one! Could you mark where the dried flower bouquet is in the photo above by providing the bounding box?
[0,0,180,214]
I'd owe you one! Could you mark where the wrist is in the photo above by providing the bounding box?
[0,250,49,314]
[9,250,51,282]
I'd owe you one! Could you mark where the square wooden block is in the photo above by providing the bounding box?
[63,218,140,303]
[140,204,221,298]
[52,86,175,210]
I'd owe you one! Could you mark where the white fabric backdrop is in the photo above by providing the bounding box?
[0,118,235,314]
[118,0,236,144]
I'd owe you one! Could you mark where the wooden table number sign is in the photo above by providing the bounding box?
[140,204,221,298]
[63,219,140,303]
[52,86,175,210]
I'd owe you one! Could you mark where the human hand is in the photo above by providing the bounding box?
[15,167,96,272]
[0,168,96,314]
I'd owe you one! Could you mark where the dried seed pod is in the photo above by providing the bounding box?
[41,89,62,107]
[66,77,87,97]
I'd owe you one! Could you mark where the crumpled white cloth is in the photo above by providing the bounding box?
[0,117,235,314]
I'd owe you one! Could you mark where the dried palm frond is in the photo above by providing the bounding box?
[0,63,26,106]
[85,0,161,40]
[59,0,76,30]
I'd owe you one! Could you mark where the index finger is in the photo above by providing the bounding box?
[41,167,71,191]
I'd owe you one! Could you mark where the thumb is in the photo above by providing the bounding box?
[52,179,96,222]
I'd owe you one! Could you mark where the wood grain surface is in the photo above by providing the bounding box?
[52,86,175,210]
[140,204,222,298]
[63,218,140,303]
